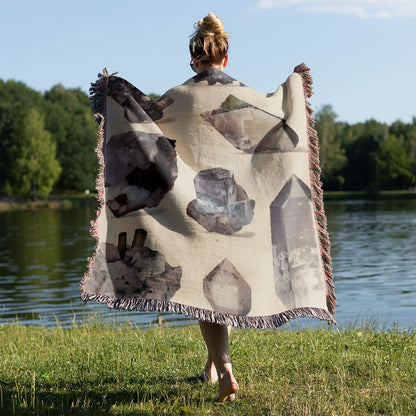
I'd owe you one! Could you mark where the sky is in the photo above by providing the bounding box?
[1,0,415,124]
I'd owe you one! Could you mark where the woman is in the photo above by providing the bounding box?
[188,13,239,403]
[82,11,336,405]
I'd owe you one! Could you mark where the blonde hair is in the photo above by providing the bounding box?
[189,13,229,65]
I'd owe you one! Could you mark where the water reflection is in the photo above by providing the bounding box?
[325,199,416,329]
[0,198,415,329]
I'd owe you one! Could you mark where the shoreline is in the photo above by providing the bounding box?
[0,194,98,211]
[0,190,415,211]
[323,190,416,200]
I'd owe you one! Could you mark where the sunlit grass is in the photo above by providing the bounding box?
[0,319,415,415]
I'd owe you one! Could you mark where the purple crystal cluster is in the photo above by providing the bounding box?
[187,168,255,235]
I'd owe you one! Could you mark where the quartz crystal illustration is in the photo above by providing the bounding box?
[203,259,252,315]
[254,119,299,152]
[270,175,322,307]
[186,168,255,235]
[202,95,299,153]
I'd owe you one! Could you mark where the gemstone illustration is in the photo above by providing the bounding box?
[203,259,252,315]
[202,95,299,153]
[270,175,322,307]
[105,131,178,217]
[85,229,182,301]
[187,168,255,235]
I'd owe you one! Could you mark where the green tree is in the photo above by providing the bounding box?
[389,118,416,181]
[44,85,97,191]
[341,119,388,191]
[148,93,161,100]
[314,105,347,188]
[0,79,44,109]
[10,108,61,197]
[376,135,415,189]
[0,80,45,194]
[0,103,20,194]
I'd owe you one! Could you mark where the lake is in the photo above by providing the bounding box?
[0,198,415,330]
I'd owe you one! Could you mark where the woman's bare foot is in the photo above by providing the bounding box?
[215,371,239,403]
[198,322,236,402]
[199,358,218,383]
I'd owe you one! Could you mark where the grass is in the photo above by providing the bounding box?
[0,320,415,416]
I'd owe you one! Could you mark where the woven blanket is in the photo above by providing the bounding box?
[80,64,336,328]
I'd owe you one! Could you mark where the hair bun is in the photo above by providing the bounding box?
[197,12,226,37]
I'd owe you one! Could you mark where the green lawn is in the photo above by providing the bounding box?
[0,320,415,415]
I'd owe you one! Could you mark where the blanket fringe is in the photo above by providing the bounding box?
[81,292,337,329]
[79,69,111,291]
[294,63,336,315]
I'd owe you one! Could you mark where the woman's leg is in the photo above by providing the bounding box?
[199,321,239,402]
[200,325,232,384]
[200,354,218,383]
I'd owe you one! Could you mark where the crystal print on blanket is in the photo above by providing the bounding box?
[270,175,323,308]
[186,168,255,235]
[203,259,252,315]
[202,95,299,153]
[82,229,182,301]
[105,131,178,217]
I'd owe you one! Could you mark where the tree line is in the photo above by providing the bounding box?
[0,80,97,197]
[315,105,415,191]
[0,80,415,197]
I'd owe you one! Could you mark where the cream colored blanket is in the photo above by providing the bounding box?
[80,64,336,328]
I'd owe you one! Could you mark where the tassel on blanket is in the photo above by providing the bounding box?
[295,63,336,314]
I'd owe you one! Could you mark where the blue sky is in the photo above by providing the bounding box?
[1,0,415,124]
